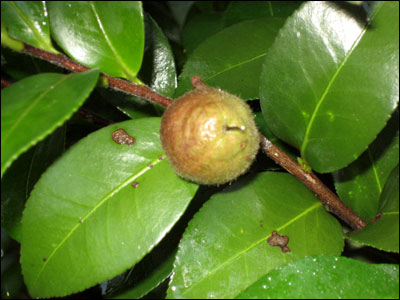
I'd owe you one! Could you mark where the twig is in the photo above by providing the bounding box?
[260,134,367,230]
[1,78,13,88]
[22,44,173,107]
[9,44,367,231]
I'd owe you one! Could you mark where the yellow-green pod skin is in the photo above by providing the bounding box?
[160,87,260,185]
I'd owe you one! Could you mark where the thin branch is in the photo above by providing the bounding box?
[9,44,367,231]
[1,78,13,88]
[21,44,173,107]
[260,134,367,231]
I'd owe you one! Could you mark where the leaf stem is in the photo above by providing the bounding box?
[260,134,367,231]
[20,44,173,107]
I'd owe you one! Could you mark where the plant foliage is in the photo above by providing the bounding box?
[1,1,398,299]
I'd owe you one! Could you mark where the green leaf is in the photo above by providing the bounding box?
[1,1,58,53]
[175,17,285,100]
[333,111,399,221]
[21,118,198,298]
[260,1,399,173]
[182,11,224,55]
[348,164,399,253]
[141,15,177,99]
[1,126,65,242]
[236,255,399,299]
[1,69,100,177]
[48,1,144,82]
[223,1,301,28]
[113,14,177,119]
[167,172,343,299]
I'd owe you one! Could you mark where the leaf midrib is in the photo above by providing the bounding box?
[203,52,267,83]
[367,148,382,193]
[2,74,69,145]
[180,201,321,297]
[88,1,133,79]
[195,19,280,85]
[9,1,53,51]
[33,155,165,285]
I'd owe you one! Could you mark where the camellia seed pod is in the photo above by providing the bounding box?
[160,85,260,185]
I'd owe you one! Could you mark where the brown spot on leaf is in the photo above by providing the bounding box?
[148,163,153,168]
[42,257,47,262]
[241,141,247,150]
[112,129,136,145]
[132,182,139,188]
[267,230,290,253]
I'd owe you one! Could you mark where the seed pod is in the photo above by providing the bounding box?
[160,86,260,185]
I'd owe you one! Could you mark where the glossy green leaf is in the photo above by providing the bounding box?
[236,255,399,299]
[48,1,144,82]
[348,164,399,253]
[260,1,399,173]
[175,17,285,100]
[1,1,58,53]
[333,111,399,221]
[1,69,100,177]
[1,126,65,242]
[21,118,198,298]
[141,15,177,99]
[114,14,177,119]
[167,172,343,299]
[223,1,301,28]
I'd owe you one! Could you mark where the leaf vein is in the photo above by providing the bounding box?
[204,53,266,83]
[9,1,51,50]
[181,202,321,296]
[300,22,368,157]
[33,155,164,285]
[88,2,132,79]
[2,75,70,145]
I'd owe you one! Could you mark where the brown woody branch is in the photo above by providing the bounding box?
[22,44,173,107]
[1,78,13,88]
[260,134,367,230]
[10,44,367,231]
